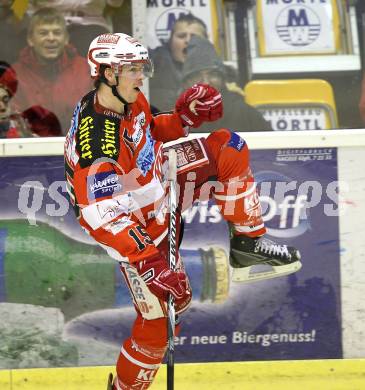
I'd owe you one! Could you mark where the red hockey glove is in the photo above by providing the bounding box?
[136,255,190,302]
[175,83,223,128]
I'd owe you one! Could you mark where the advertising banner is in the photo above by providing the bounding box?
[260,107,327,131]
[0,148,341,368]
[146,1,214,49]
[258,0,337,55]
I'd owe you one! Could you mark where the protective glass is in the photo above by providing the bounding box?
[185,69,222,85]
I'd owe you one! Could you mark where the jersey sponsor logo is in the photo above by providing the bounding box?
[65,101,81,166]
[75,92,122,168]
[87,170,122,200]
[123,112,146,153]
[105,216,134,235]
[175,139,206,166]
[172,139,209,176]
[244,190,261,216]
[96,198,126,222]
[137,368,157,381]
[78,116,94,160]
[97,34,120,44]
[227,132,245,151]
[124,264,152,314]
[125,267,147,301]
[136,126,155,176]
[102,109,122,119]
[132,111,146,147]
[101,119,118,157]
[122,128,134,154]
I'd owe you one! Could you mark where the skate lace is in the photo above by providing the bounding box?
[255,239,290,259]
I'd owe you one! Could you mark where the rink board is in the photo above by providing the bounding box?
[0,131,365,379]
[1,359,365,389]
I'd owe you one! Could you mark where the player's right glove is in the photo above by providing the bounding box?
[135,254,190,302]
[175,83,223,128]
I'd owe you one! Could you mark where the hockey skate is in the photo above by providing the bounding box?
[106,373,114,390]
[230,234,302,283]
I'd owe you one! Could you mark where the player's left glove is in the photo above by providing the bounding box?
[135,254,190,302]
[175,83,223,128]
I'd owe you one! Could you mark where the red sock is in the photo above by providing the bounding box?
[114,316,178,389]
[114,337,163,389]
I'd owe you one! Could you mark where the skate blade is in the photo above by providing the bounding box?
[232,260,302,283]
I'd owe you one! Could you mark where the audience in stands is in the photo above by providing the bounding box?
[12,8,91,136]
[29,0,125,56]
[149,13,208,112]
[181,36,272,132]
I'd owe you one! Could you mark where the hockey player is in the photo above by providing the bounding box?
[64,33,301,390]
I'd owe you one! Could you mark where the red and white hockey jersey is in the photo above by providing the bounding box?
[64,90,187,263]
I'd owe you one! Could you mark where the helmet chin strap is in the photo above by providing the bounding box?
[104,73,129,115]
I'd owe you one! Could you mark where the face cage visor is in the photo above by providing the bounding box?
[111,59,154,80]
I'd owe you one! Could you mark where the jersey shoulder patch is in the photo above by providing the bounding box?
[227,132,246,151]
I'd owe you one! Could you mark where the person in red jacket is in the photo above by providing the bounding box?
[65,33,301,389]
[12,7,91,135]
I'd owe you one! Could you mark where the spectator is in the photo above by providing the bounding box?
[22,105,62,137]
[12,7,91,135]
[0,61,31,138]
[149,12,208,111]
[107,0,132,37]
[0,61,61,137]
[181,35,272,133]
[0,0,28,63]
[29,0,125,56]
[359,72,365,125]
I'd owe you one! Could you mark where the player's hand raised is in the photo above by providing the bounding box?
[175,83,223,128]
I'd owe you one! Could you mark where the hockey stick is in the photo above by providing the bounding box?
[167,148,178,390]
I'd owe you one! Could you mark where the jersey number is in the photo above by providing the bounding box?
[128,226,153,251]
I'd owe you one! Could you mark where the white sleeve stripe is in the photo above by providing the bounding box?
[81,178,165,230]
[234,223,265,233]
[152,110,174,117]
[213,183,256,201]
[120,346,161,370]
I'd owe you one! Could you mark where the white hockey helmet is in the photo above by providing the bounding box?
[87,33,153,79]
